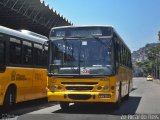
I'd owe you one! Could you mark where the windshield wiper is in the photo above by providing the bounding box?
[91,35,111,48]
[63,36,87,39]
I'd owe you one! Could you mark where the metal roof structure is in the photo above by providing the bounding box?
[0,0,72,37]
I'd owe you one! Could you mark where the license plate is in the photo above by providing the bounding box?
[99,94,110,98]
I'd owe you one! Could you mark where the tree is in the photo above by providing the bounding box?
[136,61,153,75]
[147,46,160,61]
[147,44,160,78]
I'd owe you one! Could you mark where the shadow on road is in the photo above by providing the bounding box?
[131,87,137,92]
[0,98,56,116]
[53,96,141,115]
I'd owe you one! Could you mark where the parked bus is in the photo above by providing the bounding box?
[47,26,133,109]
[0,26,48,109]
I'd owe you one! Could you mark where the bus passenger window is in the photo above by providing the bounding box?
[0,42,5,66]
[23,41,33,65]
[34,43,42,66]
[9,38,22,64]
[42,46,48,67]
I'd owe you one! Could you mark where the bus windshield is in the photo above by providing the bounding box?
[50,37,114,76]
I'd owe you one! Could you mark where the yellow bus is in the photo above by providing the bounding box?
[0,26,48,110]
[47,26,133,109]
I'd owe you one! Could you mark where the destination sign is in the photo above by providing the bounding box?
[50,27,112,38]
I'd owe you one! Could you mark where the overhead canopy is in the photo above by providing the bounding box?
[0,0,72,37]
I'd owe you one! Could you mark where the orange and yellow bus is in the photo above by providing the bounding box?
[47,26,133,109]
[0,26,48,109]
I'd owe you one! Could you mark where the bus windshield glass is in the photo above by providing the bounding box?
[50,38,114,76]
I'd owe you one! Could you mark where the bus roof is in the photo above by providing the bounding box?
[20,30,48,40]
[50,25,131,53]
[51,25,113,30]
[0,25,48,44]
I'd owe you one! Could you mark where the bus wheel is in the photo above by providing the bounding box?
[3,86,16,111]
[114,84,122,109]
[60,102,69,110]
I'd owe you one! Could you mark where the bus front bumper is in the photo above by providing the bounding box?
[48,91,116,103]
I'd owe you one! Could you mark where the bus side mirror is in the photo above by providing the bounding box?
[115,62,119,74]
[42,41,49,51]
[48,73,54,77]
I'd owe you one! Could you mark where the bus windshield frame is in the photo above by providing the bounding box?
[49,36,115,77]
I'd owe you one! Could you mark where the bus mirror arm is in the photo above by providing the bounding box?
[116,62,119,68]
[115,62,119,73]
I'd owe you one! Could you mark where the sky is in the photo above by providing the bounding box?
[44,0,160,52]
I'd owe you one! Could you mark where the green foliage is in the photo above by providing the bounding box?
[135,31,160,76]
[136,44,160,75]
[136,61,153,74]
[147,46,160,61]
[158,31,160,41]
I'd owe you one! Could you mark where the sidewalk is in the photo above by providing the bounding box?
[153,79,160,84]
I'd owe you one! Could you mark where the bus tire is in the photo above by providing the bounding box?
[114,83,122,109]
[3,86,16,111]
[60,102,69,110]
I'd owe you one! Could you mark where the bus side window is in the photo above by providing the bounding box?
[34,43,42,66]
[0,41,5,67]
[115,40,119,67]
[120,44,123,65]
[23,41,33,65]
[42,46,48,67]
[9,37,22,65]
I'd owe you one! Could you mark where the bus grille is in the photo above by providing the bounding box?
[68,94,91,100]
[66,86,93,91]
[61,82,98,85]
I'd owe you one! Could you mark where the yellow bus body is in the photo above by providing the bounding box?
[0,67,47,106]
[0,25,48,107]
[47,26,133,108]
[48,66,132,103]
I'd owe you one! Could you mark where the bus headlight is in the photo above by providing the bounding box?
[97,86,102,90]
[103,86,108,90]
[57,86,62,90]
[51,86,57,91]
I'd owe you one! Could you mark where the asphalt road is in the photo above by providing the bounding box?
[1,77,160,120]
